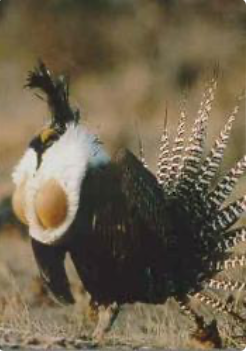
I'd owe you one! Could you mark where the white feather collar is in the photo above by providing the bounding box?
[12,124,110,245]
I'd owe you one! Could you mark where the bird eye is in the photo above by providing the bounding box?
[40,128,58,144]
[29,128,60,169]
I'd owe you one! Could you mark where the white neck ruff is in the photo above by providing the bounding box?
[12,124,110,244]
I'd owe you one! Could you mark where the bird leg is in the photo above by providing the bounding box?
[92,302,119,341]
[190,318,222,349]
[177,297,222,349]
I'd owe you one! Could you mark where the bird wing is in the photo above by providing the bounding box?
[31,148,170,305]
[31,238,75,305]
[67,149,173,304]
[114,149,172,241]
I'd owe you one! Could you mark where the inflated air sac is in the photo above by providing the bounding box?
[12,179,28,225]
[12,124,110,245]
[34,179,68,229]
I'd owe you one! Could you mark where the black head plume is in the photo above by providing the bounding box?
[26,61,80,131]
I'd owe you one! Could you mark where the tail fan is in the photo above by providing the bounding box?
[139,75,245,343]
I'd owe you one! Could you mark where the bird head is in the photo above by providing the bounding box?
[12,62,109,245]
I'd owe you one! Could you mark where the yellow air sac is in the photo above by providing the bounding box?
[12,180,28,225]
[35,179,68,229]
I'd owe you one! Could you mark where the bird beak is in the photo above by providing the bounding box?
[34,179,68,229]
[12,179,29,225]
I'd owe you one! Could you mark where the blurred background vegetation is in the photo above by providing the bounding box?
[0,0,245,199]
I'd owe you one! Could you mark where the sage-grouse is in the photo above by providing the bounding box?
[12,62,245,343]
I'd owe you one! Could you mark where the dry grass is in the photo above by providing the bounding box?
[0,226,245,350]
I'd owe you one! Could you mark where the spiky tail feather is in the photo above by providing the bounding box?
[196,96,243,195]
[175,76,218,198]
[156,109,170,186]
[167,98,187,191]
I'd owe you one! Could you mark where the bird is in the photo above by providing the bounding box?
[12,62,245,344]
